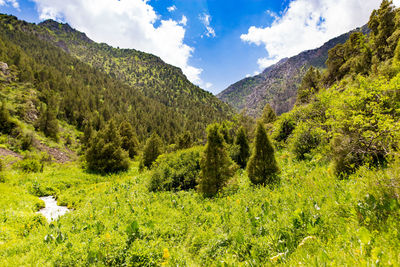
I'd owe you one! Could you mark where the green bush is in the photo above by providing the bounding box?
[290,123,325,160]
[149,147,202,192]
[273,114,296,143]
[18,157,42,173]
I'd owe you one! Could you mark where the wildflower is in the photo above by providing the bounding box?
[236,199,240,205]
[163,248,170,260]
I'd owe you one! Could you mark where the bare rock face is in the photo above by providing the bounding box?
[0,62,9,74]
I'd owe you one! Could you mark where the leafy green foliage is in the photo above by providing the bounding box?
[198,124,236,197]
[177,131,192,150]
[86,120,130,173]
[261,103,277,124]
[0,101,17,134]
[247,121,279,185]
[273,114,296,143]
[149,147,202,192]
[0,14,232,145]
[36,100,59,141]
[296,67,321,105]
[369,0,397,61]
[141,133,163,169]
[290,123,325,160]
[119,121,139,159]
[233,127,250,169]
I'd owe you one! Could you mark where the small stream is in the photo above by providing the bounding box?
[37,196,70,222]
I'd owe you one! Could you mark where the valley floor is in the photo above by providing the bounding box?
[0,151,399,266]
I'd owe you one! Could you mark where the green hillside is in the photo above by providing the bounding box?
[0,0,400,266]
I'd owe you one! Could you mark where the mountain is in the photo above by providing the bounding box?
[0,14,233,143]
[218,26,369,117]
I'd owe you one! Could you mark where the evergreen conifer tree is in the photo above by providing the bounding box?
[37,99,59,141]
[198,123,235,197]
[262,103,277,124]
[235,127,250,169]
[119,121,139,159]
[86,119,130,173]
[247,121,279,185]
[142,132,163,169]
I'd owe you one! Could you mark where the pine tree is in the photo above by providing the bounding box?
[198,124,235,197]
[37,98,59,141]
[262,103,277,124]
[234,127,250,169]
[119,121,139,159]
[247,121,279,185]
[141,132,163,169]
[86,119,130,173]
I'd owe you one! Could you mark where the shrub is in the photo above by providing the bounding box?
[20,132,34,151]
[18,157,42,173]
[0,101,18,134]
[290,123,324,160]
[149,147,202,192]
[247,121,279,185]
[273,114,296,143]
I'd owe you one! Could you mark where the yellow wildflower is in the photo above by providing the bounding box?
[163,248,170,260]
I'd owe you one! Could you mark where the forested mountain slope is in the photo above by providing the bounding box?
[0,14,233,143]
[218,26,369,117]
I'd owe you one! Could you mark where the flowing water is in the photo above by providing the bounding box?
[37,196,70,222]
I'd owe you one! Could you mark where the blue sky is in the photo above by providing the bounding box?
[0,0,391,94]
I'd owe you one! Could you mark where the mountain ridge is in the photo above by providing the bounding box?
[218,25,369,117]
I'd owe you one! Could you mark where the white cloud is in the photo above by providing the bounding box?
[167,5,176,12]
[241,0,397,70]
[204,82,213,89]
[199,13,216,38]
[32,0,203,85]
[0,0,19,9]
[179,15,187,26]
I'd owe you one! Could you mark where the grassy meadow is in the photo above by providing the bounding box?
[1,150,399,266]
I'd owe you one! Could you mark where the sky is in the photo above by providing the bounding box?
[0,0,398,94]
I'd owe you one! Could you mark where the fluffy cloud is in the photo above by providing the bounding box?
[32,0,203,85]
[179,15,188,26]
[199,13,216,38]
[167,5,176,12]
[0,0,19,9]
[242,0,399,70]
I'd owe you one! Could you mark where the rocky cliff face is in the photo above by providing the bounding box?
[218,26,369,117]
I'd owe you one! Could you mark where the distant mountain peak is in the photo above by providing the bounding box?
[217,25,369,117]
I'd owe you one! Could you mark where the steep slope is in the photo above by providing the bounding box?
[218,26,368,117]
[0,14,233,143]
[29,18,232,131]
